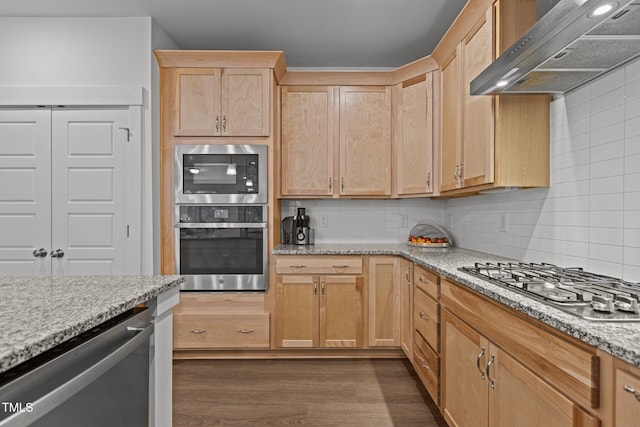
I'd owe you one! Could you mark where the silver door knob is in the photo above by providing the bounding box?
[32,248,48,258]
[51,249,65,258]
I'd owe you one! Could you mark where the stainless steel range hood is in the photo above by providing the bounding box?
[471,0,640,95]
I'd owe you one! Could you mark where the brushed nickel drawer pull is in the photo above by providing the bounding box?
[624,384,640,401]
[332,264,348,269]
[417,356,429,371]
[189,330,207,334]
[237,329,255,334]
[289,264,306,268]
[419,277,429,284]
[419,311,429,321]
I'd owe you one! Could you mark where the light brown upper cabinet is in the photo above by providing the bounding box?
[434,0,550,196]
[173,68,270,137]
[395,73,434,196]
[280,86,335,196]
[280,86,392,197]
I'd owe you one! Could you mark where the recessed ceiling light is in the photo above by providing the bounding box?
[589,2,617,17]
[496,80,509,88]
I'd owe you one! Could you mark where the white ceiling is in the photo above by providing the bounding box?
[0,0,468,68]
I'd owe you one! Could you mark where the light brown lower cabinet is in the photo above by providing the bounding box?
[368,256,401,347]
[440,278,601,427]
[614,362,640,427]
[275,274,363,348]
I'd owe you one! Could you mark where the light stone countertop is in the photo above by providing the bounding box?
[274,243,640,368]
[0,275,184,374]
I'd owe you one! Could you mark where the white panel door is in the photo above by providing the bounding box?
[0,110,52,275]
[51,109,130,276]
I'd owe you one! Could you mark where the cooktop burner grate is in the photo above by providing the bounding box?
[459,262,640,321]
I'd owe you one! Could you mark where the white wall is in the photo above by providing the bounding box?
[445,58,640,282]
[281,199,445,243]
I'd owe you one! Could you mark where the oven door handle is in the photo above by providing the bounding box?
[175,222,267,229]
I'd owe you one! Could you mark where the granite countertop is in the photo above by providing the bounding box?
[0,275,184,374]
[274,244,640,368]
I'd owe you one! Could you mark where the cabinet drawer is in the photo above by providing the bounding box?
[414,265,439,299]
[414,287,439,350]
[275,256,363,275]
[413,331,439,405]
[174,313,270,349]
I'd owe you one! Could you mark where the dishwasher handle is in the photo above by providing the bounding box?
[0,324,153,427]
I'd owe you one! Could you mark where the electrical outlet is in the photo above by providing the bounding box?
[319,214,329,228]
[400,215,408,228]
[499,213,509,233]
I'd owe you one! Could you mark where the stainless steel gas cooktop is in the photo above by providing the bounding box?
[459,262,640,322]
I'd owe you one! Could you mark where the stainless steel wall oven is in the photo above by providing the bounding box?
[174,144,269,291]
[175,205,268,291]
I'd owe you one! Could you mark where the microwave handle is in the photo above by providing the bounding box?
[175,222,267,229]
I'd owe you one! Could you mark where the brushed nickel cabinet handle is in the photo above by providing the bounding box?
[624,384,640,401]
[237,329,255,334]
[418,356,429,371]
[419,277,429,285]
[419,311,429,321]
[189,330,206,334]
[332,264,348,269]
[314,281,318,297]
[222,115,227,132]
[329,177,332,192]
[486,354,496,389]
[476,346,486,380]
[321,281,325,296]
[289,264,306,268]
[215,115,219,132]
[341,177,344,192]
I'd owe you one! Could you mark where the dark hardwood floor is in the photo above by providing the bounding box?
[173,358,448,426]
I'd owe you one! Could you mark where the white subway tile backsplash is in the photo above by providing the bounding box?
[627,135,640,156]
[591,122,625,147]
[626,116,640,138]
[589,259,623,278]
[625,211,640,229]
[625,154,640,174]
[590,158,624,179]
[590,139,624,163]
[590,193,624,211]
[624,247,640,267]
[589,227,624,246]
[623,265,640,283]
[591,104,624,130]
[590,210,623,228]
[590,176,624,195]
[590,87,625,116]
[562,226,589,242]
[625,192,640,211]
[591,67,625,98]
[625,229,640,248]
[625,173,640,192]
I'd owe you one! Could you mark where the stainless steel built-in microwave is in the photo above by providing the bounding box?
[174,144,267,204]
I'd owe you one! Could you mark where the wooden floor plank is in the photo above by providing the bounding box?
[173,358,447,426]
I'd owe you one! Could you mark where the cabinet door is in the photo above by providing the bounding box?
[0,109,52,275]
[221,68,270,136]
[320,275,363,348]
[280,86,335,196]
[440,50,461,192]
[339,86,391,196]
[615,368,640,427]
[490,346,599,427]
[441,308,489,427]
[399,259,413,357]
[461,7,494,188]
[173,68,222,136]
[398,74,433,195]
[276,275,319,348]
[368,256,400,347]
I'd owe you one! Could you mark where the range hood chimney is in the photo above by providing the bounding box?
[471,0,640,95]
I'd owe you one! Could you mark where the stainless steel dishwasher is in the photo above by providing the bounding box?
[0,307,152,427]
